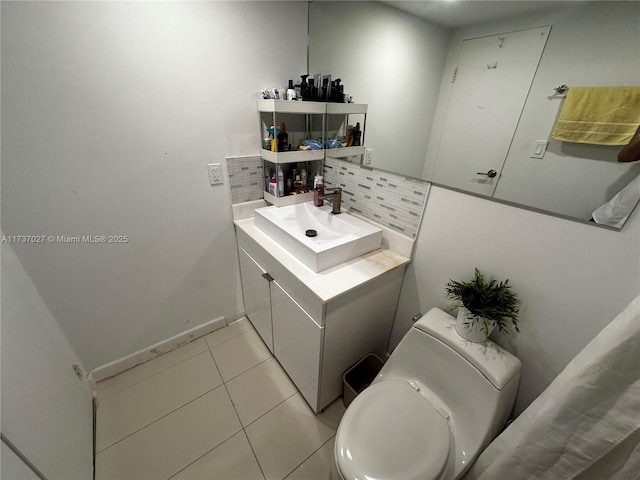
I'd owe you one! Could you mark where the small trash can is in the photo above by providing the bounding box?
[342,353,385,408]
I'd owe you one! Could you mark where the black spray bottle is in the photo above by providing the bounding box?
[300,74,309,101]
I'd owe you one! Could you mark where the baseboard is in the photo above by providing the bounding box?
[90,316,227,382]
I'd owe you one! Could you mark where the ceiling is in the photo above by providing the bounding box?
[379,0,570,28]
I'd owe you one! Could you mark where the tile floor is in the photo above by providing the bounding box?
[95,318,344,480]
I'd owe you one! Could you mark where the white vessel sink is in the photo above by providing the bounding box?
[254,202,383,272]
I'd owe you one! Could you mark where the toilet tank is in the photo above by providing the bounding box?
[376,308,521,464]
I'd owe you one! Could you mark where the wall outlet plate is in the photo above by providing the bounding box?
[208,163,223,185]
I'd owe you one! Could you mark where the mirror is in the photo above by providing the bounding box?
[309,1,640,228]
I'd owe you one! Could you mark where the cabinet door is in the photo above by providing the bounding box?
[271,280,322,412]
[238,247,273,353]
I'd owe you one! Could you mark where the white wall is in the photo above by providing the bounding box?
[309,1,450,178]
[392,186,640,414]
[1,244,94,479]
[1,1,308,370]
[424,2,640,220]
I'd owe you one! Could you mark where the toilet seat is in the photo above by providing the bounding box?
[335,379,450,480]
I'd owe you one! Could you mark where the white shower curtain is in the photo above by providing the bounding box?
[465,294,640,480]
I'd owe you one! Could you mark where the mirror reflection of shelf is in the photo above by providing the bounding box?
[260,149,325,163]
[326,104,367,155]
[325,146,366,158]
[326,103,368,115]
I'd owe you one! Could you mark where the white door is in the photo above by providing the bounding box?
[432,26,551,195]
[238,246,273,352]
[271,280,322,412]
[1,245,94,479]
[1,440,42,480]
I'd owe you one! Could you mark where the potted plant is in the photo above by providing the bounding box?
[445,268,520,342]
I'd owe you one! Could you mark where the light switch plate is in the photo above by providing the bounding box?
[530,140,548,159]
[365,148,374,165]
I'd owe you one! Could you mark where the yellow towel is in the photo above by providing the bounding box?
[551,86,640,145]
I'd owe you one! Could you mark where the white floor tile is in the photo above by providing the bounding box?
[94,315,350,480]
[285,437,335,480]
[315,397,347,433]
[204,317,253,349]
[96,385,241,480]
[96,351,222,451]
[211,329,271,382]
[245,393,337,480]
[97,338,209,399]
[171,431,264,480]
[226,357,297,427]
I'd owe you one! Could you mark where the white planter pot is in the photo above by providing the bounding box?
[455,306,495,343]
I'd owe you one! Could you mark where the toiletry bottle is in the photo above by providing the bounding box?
[269,176,277,196]
[314,175,324,207]
[287,80,296,101]
[268,125,278,152]
[353,122,362,147]
[277,123,288,152]
[300,74,309,100]
[277,166,284,197]
[346,125,354,147]
[331,78,344,103]
[308,78,317,102]
[301,168,307,190]
[267,125,280,152]
[321,77,329,101]
[286,167,293,195]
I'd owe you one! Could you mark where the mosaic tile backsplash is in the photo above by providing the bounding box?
[324,156,429,238]
[227,154,429,239]
[226,156,264,205]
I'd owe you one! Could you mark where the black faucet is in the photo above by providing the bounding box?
[320,188,342,214]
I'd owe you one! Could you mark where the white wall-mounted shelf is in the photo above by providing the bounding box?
[258,99,327,114]
[258,99,367,115]
[263,191,314,207]
[258,100,368,207]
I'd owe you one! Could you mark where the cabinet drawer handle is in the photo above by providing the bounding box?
[262,272,274,282]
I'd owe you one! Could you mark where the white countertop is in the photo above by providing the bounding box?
[235,217,411,303]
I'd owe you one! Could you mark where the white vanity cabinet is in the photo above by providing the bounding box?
[236,222,407,413]
[237,247,273,353]
[238,245,322,405]
[271,280,323,409]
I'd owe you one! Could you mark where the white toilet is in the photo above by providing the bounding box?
[333,307,521,480]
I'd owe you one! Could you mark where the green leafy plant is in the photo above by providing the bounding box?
[445,268,520,336]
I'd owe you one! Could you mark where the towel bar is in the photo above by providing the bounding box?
[554,85,569,94]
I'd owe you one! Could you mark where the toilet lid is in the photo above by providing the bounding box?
[335,379,450,480]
